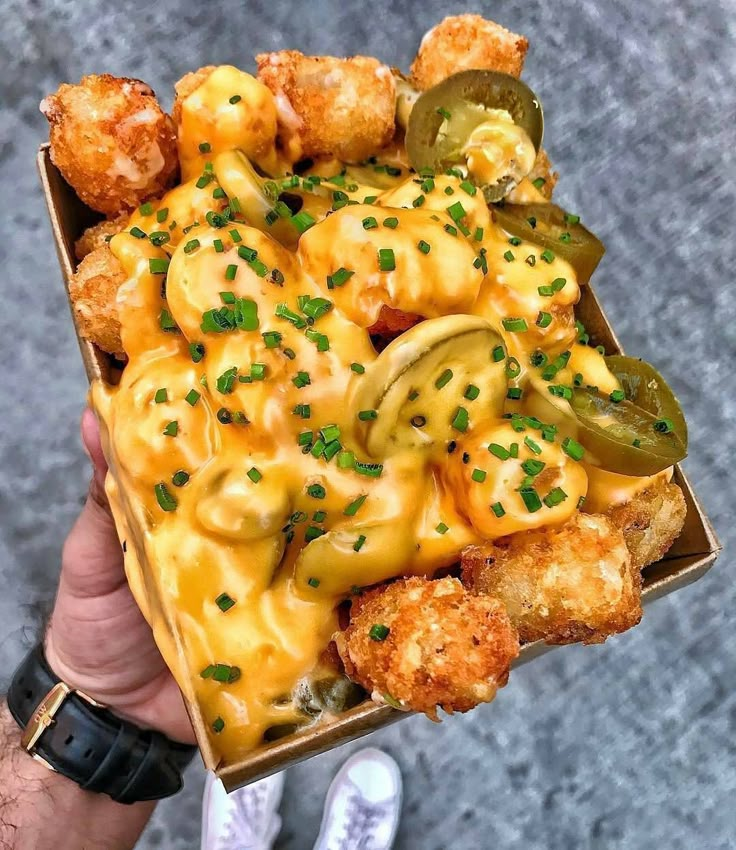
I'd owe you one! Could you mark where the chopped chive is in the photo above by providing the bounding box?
[195,173,213,189]
[532,177,546,189]
[184,239,200,254]
[215,592,236,612]
[367,623,390,644]
[548,385,572,400]
[408,389,420,401]
[471,468,487,483]
[293,403,311,419]
[172,470,190,487]
[435,369,453,389]
[564,213,581,225]
[229,94,242,104]
[353,535,367,552]
[446,201,467,222]
[378,249,396,271]
[464,384,480,401]
[503,250,515,263]
[292,211,316,233]
[506,357,521,378]
[302,297,333,321]
[525,255,536,267]
[502,317,528,333]
[154,482,177,512]
[154,388,168,404]
[362,216,378,230]
[305,525,325,543]
[540,249,555,264]
[247,467,262,484]
[521,458,545,476]
[444,223,458,236]
[562,436,585,460]
[552,278,567,291]
[163,420,178,437]
[139,202,153,216]
[337,451,355,469]
[307,577,320,588]
[344,494,367,516]
[506,388,523,400]
[212,716,225,733]
[354,460,383,478]
[543,487,568,508]
[491,501,506,517]
[444,186,455,195]
[654,418,675,433]
[412,195,425,207]
[538,285,555,296]
[217,408,232,424]
[383,216,399,229]
[489,443,511,460]
[307,483,326,499]
[358,409,378,421]
[418,240,431,254]
[492,345,505,362]
[435,522,449,535]
[436,106,451,120]
[320,424,340,443]
[200,665,216,679]
[536,311,553,328]
[292,371,311,389]
[225,264,238,281]
[508,236,522,246]
[459,180,477,196]
[148,257,170,275]
[216,367,238,394]
[156,207,169,223]
[524,436,542,455]
[350,362,365,374]
[327,267,354,288]
[519,487,542,513]
[474,227,484,241]
[451,407,469,432]
[609,389,626,403]
[185,389,201,406]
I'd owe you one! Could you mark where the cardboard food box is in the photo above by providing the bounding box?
[38,144,722,791]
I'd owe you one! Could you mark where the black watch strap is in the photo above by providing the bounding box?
[7,644,198,805]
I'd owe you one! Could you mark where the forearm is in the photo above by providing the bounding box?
[0,701,154,850]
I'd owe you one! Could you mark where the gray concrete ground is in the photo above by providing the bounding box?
[1,0,734,847]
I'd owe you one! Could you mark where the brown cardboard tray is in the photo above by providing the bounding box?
[38,143,722,791]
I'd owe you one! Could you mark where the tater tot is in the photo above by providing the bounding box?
[462,514,642,645]
[69,245,127,356]
[74,213,129,261]
[41,75,178,216]
[256,51,396,163]
[607,479,687,570]
[410,15,529,92]
[335,577,519,720]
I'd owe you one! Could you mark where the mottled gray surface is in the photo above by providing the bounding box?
[0,0,734,847]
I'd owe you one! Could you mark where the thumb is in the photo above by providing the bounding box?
[60,409,126,598]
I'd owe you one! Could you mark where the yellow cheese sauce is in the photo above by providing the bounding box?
[91,66,665,760]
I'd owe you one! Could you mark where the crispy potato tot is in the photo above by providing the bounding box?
[69,245,126,356]
[462,514,642,645]
[41,75,177,216]
[256,51,396,163]
[606,479,687,570]
[172,65,216,126]
[410,15,528,92]
[74,213,129,261]
[528,149,559,199]
[335,576,519,720]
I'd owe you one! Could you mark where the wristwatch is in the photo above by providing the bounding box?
[7,643,198,805]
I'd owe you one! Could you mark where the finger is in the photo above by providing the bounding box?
[61,410,126,598]
[81,406,108,505]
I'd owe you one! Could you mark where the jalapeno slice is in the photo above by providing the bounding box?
[492,203,605,284]
[406,70,543,201]
[570,359,687,475]
[605,355,688,444]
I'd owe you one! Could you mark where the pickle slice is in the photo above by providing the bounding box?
[492,203,605,284]
[406,70,543,200]
[353,315,508,458]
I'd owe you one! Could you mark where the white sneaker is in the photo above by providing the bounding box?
[312,748,403,850]
[201,770,285,850]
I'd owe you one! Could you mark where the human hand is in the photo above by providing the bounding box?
[44,408,195,744]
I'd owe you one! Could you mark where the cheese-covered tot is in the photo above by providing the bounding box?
[256,51,396,163]
[41,74,178,216]
[173,65,280,180]
[446,420,588,539]
[75,213,129,261]
[410,15,529,91]
[335,577,519,719]
[462,513,642,644]
[69,245,126,356]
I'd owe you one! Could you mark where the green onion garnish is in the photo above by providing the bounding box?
[292,211,316,233]
[172,470,190,487]
[562,436,585,460]
[185,389,200,406]
[358,409,378,421]
[519,487,542,513]
[383,216,399,229]
[215,593,236,612]
[451,407,469,432]
[488,443,510,460]
[154,482,177,512]
[491,502,506,517]
[502,318,528,333]
[163,421,178,437]
[154,388,168,404]
[148,258,170,275]
[543,487,568,508]
[378,249,396,271]
[344,494,367,516]
[354,535,367,552]
[369,623,390,640]
[464,384,480,401]
[471,468,487,483]
[435,369,453,389]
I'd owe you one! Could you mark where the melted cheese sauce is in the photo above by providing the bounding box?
[91,66,667,760]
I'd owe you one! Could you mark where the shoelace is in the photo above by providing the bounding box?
[333,783,394,850]
[215,782,270,850]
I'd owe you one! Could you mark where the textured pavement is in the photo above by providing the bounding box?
[1,1,734,848]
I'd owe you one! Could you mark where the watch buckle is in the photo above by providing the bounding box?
[21,682,106,762]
